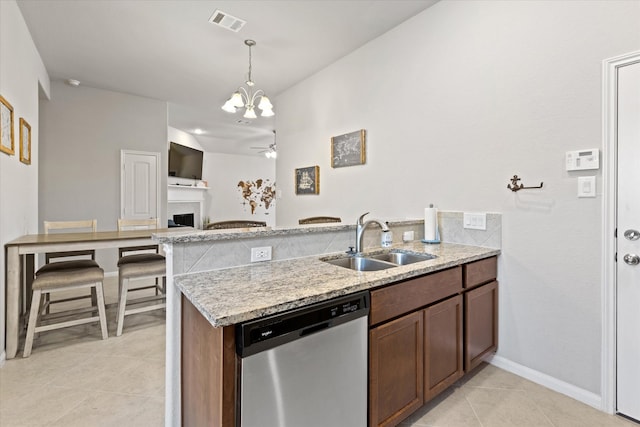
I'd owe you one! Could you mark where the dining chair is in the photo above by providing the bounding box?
[298,216,342,225]
[37,219,99,313]
[24,219,108,357]
[205,220,267,229]
[116,218,166,336]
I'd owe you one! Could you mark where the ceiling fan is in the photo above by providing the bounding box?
[250,131,277,158]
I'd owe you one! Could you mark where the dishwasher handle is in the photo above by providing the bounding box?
[300,321,330,337]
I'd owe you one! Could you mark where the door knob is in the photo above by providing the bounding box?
[623,254,640,265]
[624,229,640,241]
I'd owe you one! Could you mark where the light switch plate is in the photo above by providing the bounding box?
[463,213,487,230]
[578,176,596,198]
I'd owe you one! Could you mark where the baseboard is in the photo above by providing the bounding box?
[488,355,602,410]
[104,270,118,278]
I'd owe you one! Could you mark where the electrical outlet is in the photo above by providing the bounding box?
[251,246,272,262]
[463,212,487,230]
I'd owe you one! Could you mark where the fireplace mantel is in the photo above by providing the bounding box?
[168,185,208,203]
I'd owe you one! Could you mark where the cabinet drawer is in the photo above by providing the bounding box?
[463,257,497,289]
[370,266,462,326]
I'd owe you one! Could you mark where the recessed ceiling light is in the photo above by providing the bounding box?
[66,79,80,87]
[194,128,203,135]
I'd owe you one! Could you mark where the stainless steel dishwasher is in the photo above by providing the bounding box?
[236,291,369,427]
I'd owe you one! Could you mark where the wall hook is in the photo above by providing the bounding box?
[507,175,543,192]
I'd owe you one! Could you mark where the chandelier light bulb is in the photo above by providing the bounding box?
[221,99,237,113]
[243,106,257,119]
[258,95,273,110]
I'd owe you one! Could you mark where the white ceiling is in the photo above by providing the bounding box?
[18,0,438,155]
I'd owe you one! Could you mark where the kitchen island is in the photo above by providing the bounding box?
[154,220,500,426]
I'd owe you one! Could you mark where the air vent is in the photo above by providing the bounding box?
[209,10,246,32]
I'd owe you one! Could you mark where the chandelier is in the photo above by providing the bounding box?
[221,39,274,119]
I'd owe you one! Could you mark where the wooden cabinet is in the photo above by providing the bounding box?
[181,296,236,427]
[424,295,463,401]
[369,268,463,427]
[464,280,498,371]
[369,311,424,427]
[369,257,498,427]
[463,256,498,371]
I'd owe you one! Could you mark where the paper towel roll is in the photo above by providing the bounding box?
[424,207,437,241]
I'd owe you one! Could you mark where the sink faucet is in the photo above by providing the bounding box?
[355,212,389,254]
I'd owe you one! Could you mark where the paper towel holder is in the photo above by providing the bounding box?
[507,175,544,192]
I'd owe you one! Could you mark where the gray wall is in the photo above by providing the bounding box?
[275,0,640,400]
[39,81,168,271]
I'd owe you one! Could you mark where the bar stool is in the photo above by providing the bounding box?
[23,264,108,357]
[298,216,342,225]
[37,220,100,312]
[116,218,166,336]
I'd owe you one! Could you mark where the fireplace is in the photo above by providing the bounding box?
[173,213,195,227]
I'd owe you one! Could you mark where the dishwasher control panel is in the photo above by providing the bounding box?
[237,291,370,357]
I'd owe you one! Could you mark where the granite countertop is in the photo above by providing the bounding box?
[174,241,500,328]
[153,219,423,244]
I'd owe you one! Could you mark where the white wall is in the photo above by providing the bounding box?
[0,0,50,362]
[276,0,640,398]
[39,81,168,272]
[203,153,276,227]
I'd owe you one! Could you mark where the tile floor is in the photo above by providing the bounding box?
[400,365,638,427]
[1,276,638,427]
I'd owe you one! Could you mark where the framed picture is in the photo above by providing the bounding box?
[0,95,14,156]
[295,166,319,195]
[331,129,366,168]
[19,118,31,165]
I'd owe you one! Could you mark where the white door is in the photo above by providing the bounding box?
[121,150,160,220]
[616,60,640,422]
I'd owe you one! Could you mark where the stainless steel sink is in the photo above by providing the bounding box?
[323,256,396,271]
[368,251,436,265]
[322,250,436,271]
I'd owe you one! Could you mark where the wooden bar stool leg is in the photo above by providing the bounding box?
[95,282,109,340]
[116,276,129,337]
[23,289,42,358]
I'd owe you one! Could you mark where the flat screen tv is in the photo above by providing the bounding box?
[168,142,203,180]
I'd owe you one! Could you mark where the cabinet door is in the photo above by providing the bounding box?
[424,295,463,402]
[370,311,424,427]
[464,281,499,371]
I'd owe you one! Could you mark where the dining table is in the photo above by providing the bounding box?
[4,227,181,359]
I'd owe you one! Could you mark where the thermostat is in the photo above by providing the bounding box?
[566,149,599,171]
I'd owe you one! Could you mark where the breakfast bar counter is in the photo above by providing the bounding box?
[174,241,499,328]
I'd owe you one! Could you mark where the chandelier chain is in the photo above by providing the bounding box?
[247,43,252,83]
